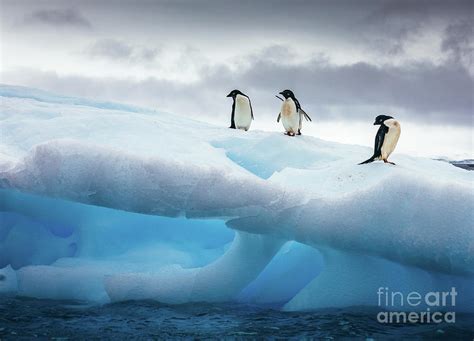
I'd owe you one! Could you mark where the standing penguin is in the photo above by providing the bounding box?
[359,114,401,165]
[276,89,311,136]
[226,89,254,131]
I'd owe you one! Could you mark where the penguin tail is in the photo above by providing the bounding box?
[358,156,376,165]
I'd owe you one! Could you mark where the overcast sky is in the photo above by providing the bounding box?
[1,0,472,158]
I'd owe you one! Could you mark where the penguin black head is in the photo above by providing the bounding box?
[278,89,295,99]
[373,114,394,125]
[226,89,245,98]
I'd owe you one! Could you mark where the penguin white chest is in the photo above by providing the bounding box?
[234,94,252,131]
[280,99,299,133]
[381,119,401,159]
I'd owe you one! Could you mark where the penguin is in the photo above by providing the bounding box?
[276,89,311,136]
[359,114,401,165]
[226,89,254,131]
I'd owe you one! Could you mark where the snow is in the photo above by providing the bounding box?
[1,84,473,311]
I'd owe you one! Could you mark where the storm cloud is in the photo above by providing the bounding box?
[87,39,161,63]
[7,50,472,127]
[1,0,473,127]
[26,8,91,29]
[441,21,473,69]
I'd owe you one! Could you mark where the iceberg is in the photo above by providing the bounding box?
[1,84,473,311]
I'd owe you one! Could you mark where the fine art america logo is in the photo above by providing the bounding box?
[377,287,457,324]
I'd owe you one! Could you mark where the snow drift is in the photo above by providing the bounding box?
[1,84,473,311]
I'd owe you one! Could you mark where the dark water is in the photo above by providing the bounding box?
[0,297,473,340]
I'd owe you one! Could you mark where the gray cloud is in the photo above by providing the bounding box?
[6,0,472,65]
[356,0,471,58]
[216,54,473,125]
[5,48,472,126]
[2,0,472,127]
[441,21,473,70]
[26,8,91,29]
[88,39,133,60]
[138,47,160,63]
[87,39,160,63]
[366,0,472,21]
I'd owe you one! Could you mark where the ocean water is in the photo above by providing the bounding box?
[1,297,473,339]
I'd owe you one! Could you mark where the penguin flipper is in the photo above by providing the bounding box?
[229,101,236,128]
[299,108,312,122]
[359,125,387,164]
[277,113,281,122]
[249,98,254,120]
[375,125,388,153]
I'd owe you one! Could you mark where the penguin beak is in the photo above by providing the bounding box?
[226,92,233,98]
[279,91,284,96]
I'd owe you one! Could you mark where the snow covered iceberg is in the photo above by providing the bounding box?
[0,84,473,311]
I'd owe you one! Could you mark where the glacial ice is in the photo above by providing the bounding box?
[0,84,473,311]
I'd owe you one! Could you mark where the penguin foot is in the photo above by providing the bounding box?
[383,159,396,165]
